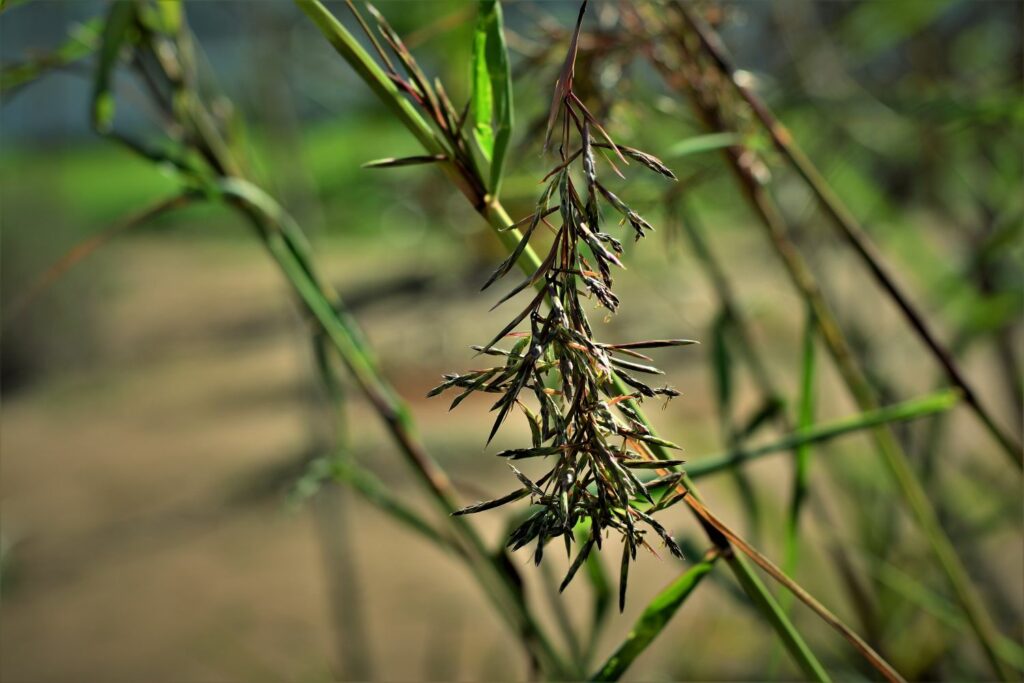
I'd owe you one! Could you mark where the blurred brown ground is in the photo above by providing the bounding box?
[1,232,1020,681]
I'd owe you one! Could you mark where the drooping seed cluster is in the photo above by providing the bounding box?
[431,3,693,598]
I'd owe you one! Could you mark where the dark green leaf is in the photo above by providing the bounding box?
[559,535,596,592]
[618,540,630,613]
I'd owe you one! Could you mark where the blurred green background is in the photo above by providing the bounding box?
[1,1,1021,681]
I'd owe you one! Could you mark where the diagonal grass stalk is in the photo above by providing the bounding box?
[685,495,905,683]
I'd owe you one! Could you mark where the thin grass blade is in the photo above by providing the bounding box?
[592,549,720,681]
[687,389,962,479]
[783,306,816,605]
[470,0,513,197]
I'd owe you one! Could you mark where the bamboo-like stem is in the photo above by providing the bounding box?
[650,26,1014,679]
[294,3,831,679]
[675,3,1022,467]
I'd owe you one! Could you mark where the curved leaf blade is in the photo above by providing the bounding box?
[593,549,720,681]
[471,0,513,196]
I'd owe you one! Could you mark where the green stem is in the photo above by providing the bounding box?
[782,305,816,599]
[686,390,960,480]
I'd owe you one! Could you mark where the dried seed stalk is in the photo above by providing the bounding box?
[430,1,685,601]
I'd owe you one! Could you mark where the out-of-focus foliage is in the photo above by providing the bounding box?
[0,2,1020,682]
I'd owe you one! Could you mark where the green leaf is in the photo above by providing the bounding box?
[470,22,494,158]
[592,550,720,681]
[362,154,447,169]
[617,541,630,613]
[92,0,135,133]
[782,306,817,602]
[470,0,513,197]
